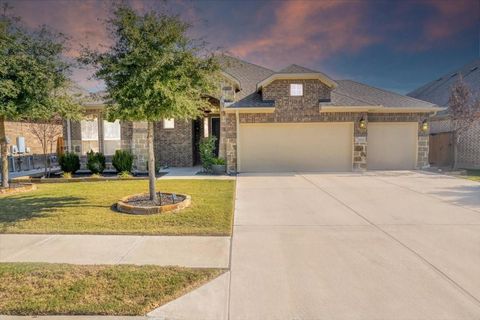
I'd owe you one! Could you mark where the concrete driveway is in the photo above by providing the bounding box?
[230,171,480,319]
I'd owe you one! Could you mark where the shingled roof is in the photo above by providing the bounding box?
[221,55,439,110]
[407,59,480,114]
[330,80,437,109]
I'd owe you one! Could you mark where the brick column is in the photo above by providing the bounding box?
[131,121,148,171]
[353,113,367,171]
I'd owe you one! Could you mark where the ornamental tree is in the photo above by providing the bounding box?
[81,5,219,203]
[0,5,82,187]
[448,76,480,168]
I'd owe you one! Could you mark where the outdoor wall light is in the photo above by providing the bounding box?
[421,120,429,132]
[359,117,367,129]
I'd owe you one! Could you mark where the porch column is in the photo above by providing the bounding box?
[131,121,149,171]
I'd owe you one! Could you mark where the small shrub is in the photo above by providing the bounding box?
[62,172,72,179]
[112,150,133,173]
[59,152,80,174]
[118,171,133,179]
[91,173,101,179]
[212,158,226,165]
[199,136,216,171]
[87,151,106,174]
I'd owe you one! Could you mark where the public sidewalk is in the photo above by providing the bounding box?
[0,234,230,268]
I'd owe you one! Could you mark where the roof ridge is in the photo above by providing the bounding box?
[340,79,436,107]
[221,54,275,73]
[408,58,480,96]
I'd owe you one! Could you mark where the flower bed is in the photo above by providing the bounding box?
[0,183,36,195]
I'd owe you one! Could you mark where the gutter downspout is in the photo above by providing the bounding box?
[235,109,240,173]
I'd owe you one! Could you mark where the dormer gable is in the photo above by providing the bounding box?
[259,65,336,103]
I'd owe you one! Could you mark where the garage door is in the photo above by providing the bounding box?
[238,122,353,172]
[368,122,417,170]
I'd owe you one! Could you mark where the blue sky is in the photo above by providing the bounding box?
[11,0,480,94]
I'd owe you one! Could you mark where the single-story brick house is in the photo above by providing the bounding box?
[408,59,480,169]
[65,55,443,173]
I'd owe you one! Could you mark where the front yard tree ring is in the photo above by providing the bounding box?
[0,183,36,195]
[116,192,191,215]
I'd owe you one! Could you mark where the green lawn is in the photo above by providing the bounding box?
[0,179,235,235]
[466,170,480,182]
[0,263,222,315]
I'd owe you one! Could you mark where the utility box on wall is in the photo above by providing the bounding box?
[16,136,26,153]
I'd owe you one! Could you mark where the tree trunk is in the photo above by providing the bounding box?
[43,132,48,177]
[0,116,9,188]
[147,121,158,204]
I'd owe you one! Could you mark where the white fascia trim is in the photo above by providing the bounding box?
[257,73,337,91]
[320,106,383,112]
[320,105,446,113]
[224,107,275,114]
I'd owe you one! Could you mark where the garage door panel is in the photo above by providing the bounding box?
[368,122,417,170]
[239,123,353,172]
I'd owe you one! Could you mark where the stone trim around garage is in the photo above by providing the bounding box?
[224,111,431,173]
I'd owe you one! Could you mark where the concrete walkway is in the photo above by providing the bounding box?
[0,234,230,268]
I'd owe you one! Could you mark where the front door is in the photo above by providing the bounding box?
[211,117,220,157]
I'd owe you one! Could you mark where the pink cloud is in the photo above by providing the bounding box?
[228,1,377,69]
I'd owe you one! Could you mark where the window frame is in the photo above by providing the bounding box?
[163,119,175,129]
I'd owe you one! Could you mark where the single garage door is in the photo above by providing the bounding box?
[368,122,417,170]
[238,122,353,172]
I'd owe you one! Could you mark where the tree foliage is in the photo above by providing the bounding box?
[80,5,220,202]
[0,7,82,121]
[81,5,220,123]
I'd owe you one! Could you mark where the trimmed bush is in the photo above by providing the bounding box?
[112,150,134,173]
[212,158,226,165]
[59,152,80,174]
[199,136,216,171]
[87,151,106,174]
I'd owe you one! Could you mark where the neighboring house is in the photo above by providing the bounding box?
[408,59,480,169]
[66,55,442,173]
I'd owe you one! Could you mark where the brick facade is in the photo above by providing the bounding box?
[65,110,196,171]
[154,119,194,167]
[223,79,431,173]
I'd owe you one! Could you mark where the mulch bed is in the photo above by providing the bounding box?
[126,192,186,207]
[0,183,36,195]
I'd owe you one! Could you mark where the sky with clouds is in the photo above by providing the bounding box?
[10,0,480,94]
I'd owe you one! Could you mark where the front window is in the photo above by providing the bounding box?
[80,118,99,154]
[103,120,121,155]
[290,83,303,96]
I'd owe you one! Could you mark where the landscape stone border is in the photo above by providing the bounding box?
[117,192,192,215]
[0,183,36,195]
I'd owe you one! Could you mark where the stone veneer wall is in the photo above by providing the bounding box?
[131,122,148,171]
[154,119,194,167]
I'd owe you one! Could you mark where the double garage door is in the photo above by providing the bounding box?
[238,122,418,172]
